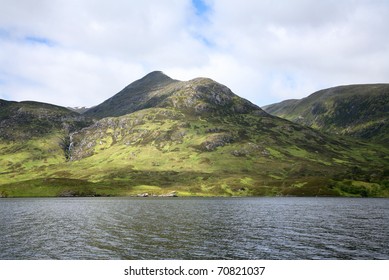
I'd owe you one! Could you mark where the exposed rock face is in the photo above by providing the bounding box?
[198,133,235,151]
[160,77,264,115]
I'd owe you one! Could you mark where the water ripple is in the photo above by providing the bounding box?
[0,197,388,259]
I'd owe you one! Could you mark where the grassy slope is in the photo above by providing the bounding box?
[0,100,88,140]
[263,84,389,145]
[1,107,388,198]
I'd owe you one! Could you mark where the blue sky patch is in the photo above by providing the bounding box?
[24,36,55,47]
[0,28,11,39]
[192,0,209,16]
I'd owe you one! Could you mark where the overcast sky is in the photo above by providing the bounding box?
[0,0,388,107]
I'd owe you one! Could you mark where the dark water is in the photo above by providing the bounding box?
[0,197,388,259]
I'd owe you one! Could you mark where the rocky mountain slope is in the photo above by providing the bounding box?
[84,71,179,119]
[84,71,263,119]
[1,74,388,197]
[263,84,389,145]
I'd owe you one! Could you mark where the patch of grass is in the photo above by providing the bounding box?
[266,147,283,159]
[287,146,310,158]
[333,158,350,164]
[292,182,308,188]
[0,178,96,197]
[333,180,388,197]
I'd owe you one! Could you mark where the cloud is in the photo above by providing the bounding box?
[0,0,210,106]
[198,0,389,103]
[0,0,388,107]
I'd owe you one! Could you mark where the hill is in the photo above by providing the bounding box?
[0,99,91,141]
[0,100,92,190]
[1,75,388,197]
[263,84,389,145]
[84,71,179,119]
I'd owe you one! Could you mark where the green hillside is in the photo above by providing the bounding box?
[263,84,389,145]
[1,75,388,197]
[0,99,91,141]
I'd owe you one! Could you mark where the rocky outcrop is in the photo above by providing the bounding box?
[135,191,178,197]
[198,133,235,151]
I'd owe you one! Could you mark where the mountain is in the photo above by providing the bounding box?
[1,74,388,198]
[84,71,179,119]
[84,70,263,119]
[0,99,91,141]
[263,84,389,145]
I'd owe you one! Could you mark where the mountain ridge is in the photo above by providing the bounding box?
[263,84,389,145]
[1,73,388,197]
[84,71,265,119]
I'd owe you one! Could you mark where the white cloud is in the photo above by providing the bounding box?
[199,0,389,104]
[0,0,388,107]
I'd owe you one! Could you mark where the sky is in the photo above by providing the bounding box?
[0,0,388,108]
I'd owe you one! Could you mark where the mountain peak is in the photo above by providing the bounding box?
[125,71,177,91]
[143,70,169,79]
[84,71,179,118]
